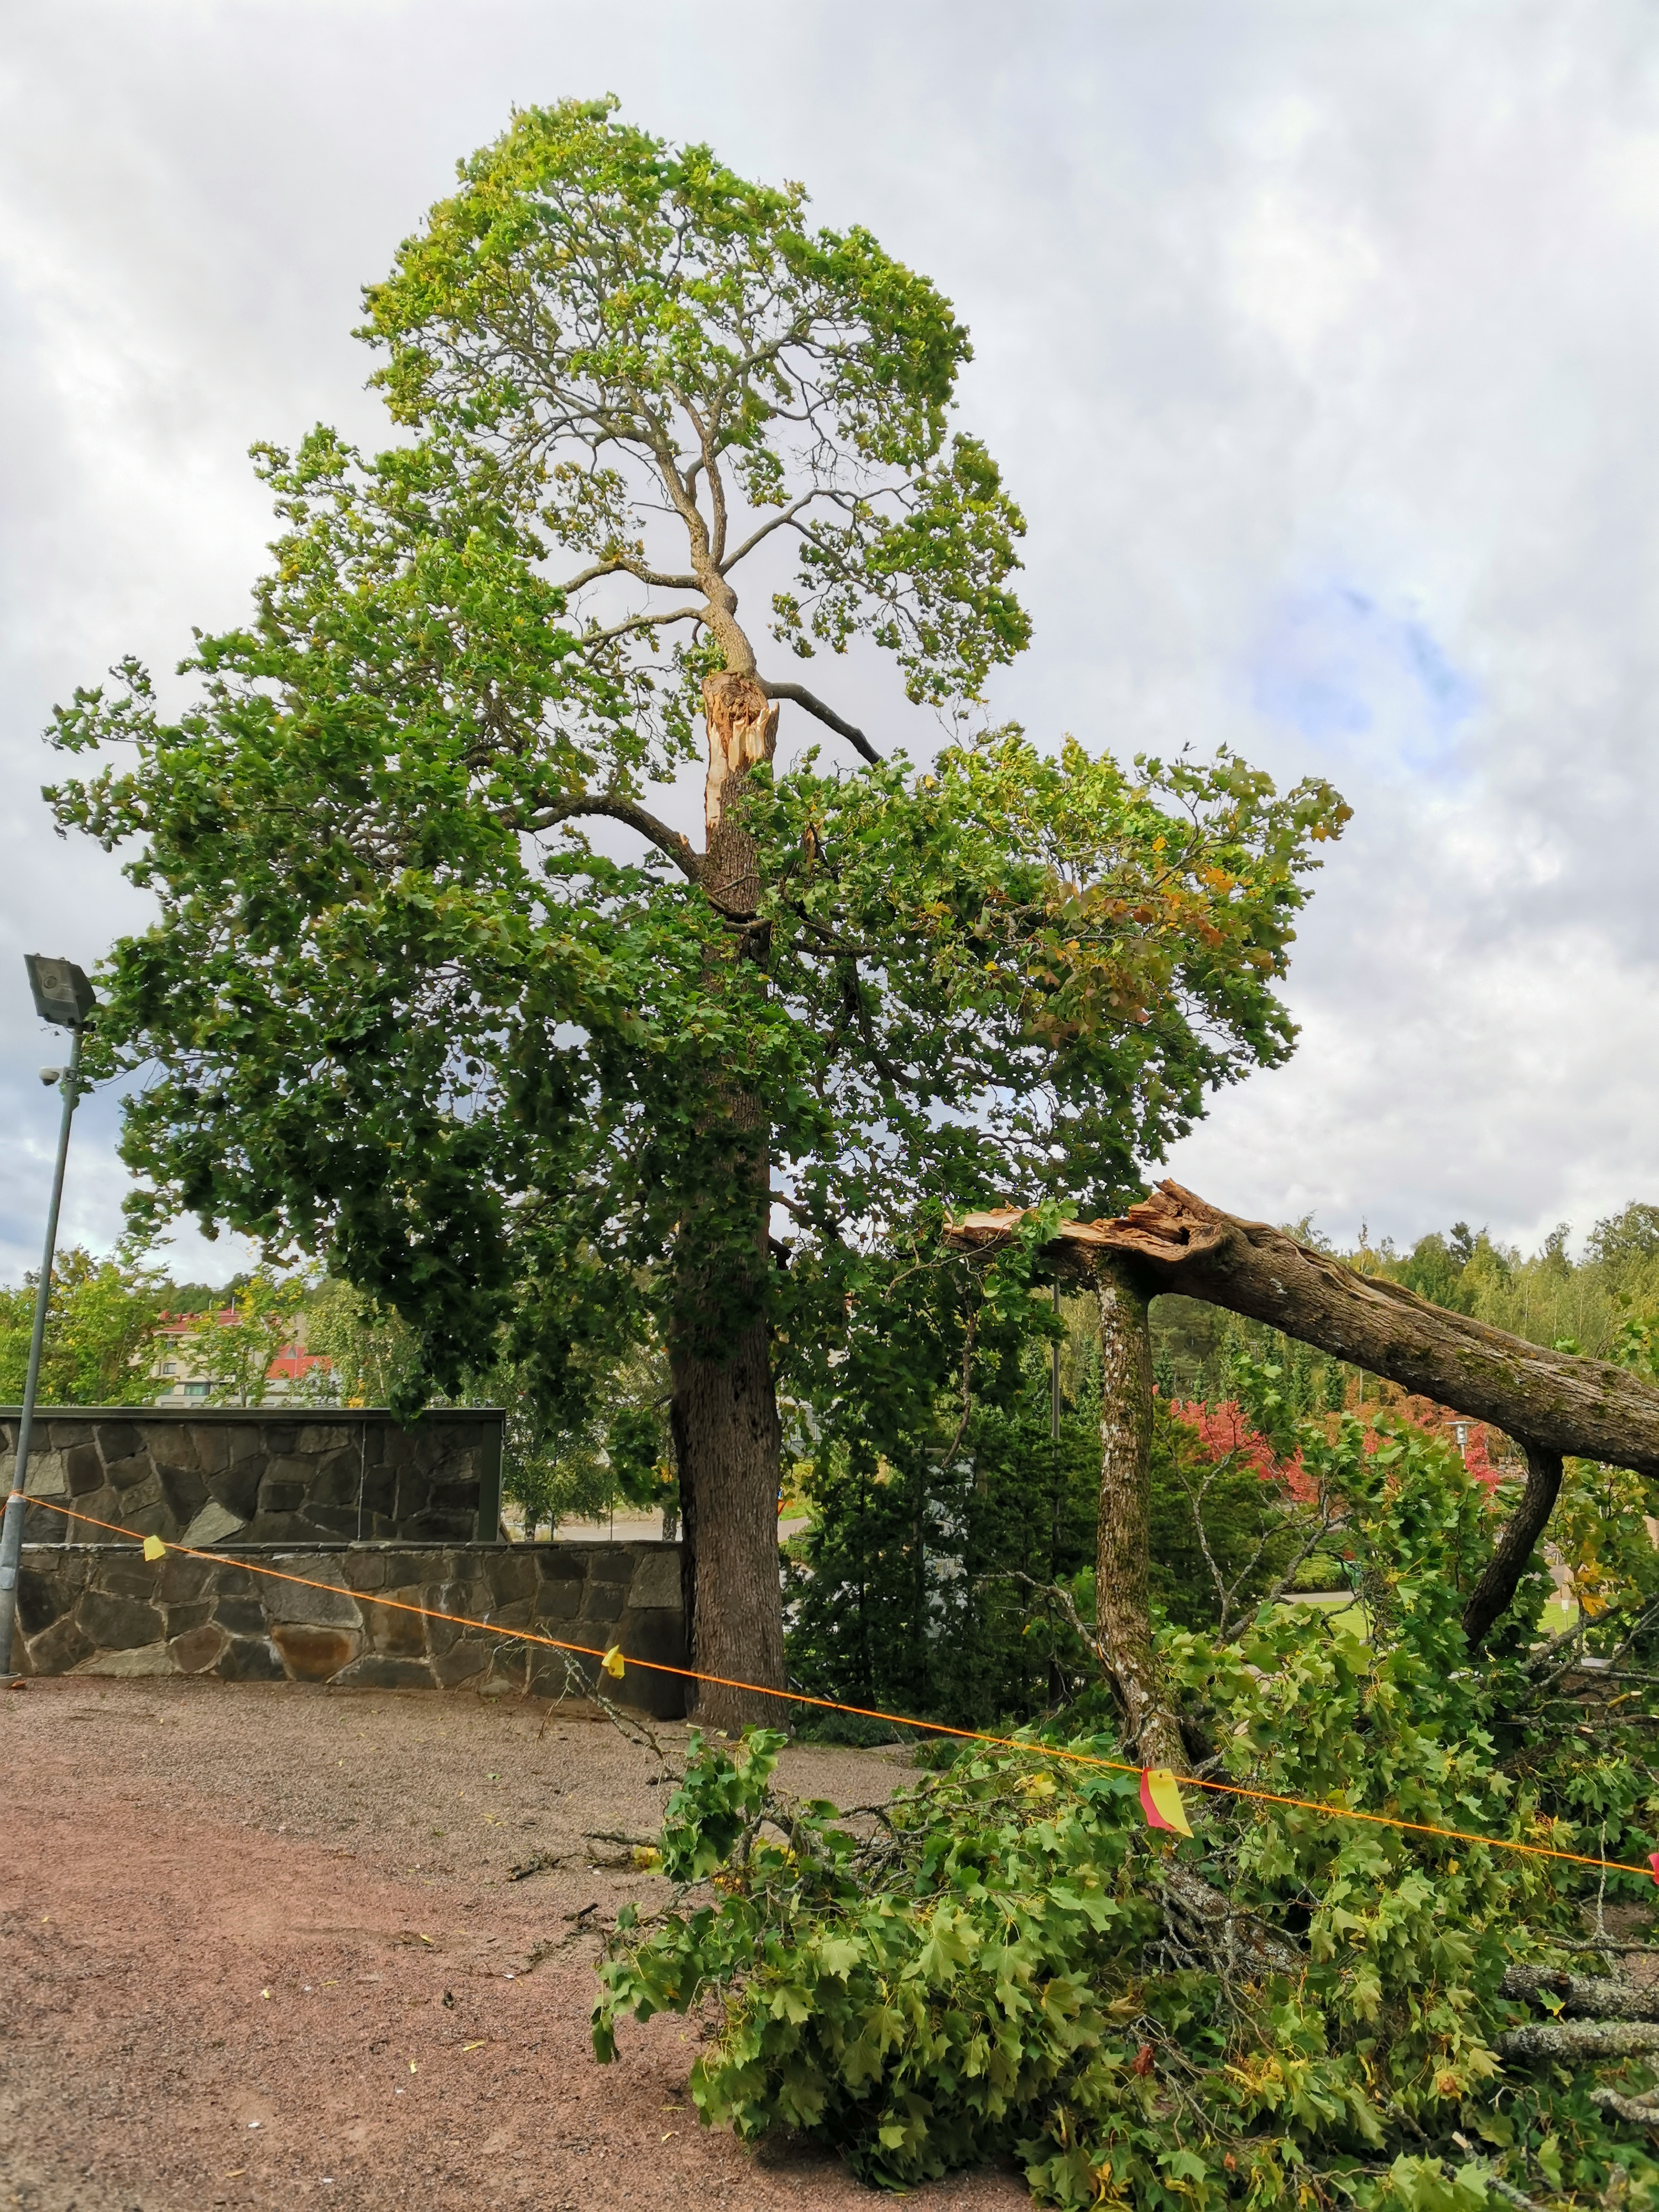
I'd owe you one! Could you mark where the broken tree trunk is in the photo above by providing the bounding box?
[669,670,789,1731]
[947,1180,1659,1652]
[1094,1258,1185,1769]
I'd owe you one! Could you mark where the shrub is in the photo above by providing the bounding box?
[596,1418,1659,2207]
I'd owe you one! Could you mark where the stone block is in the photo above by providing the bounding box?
[329,1654,435,1691]
[43,1419,93,1447]
[97,1556,165,1601]
[212,1564,255,1597]
[117,1473,164,1516]
[217,1635,286,1682]
[190,1424,231,1474]
[307,1506,361,1539]
[489,1598,533,1629]
[207,1463,262,1521]
[103,1452,152,1494]
[581,1579,627,1624]
[124,1499,169,1539]
[627,1548,684,1611]
[77,1589,164,1651]
[182,1500,249,1548]
[432,1638,493,1687]
[262,1425,298,1455]
[165,1598,214,1639]
[308,1449,363,1509]
[535,1578,583,1623]
[65,1444,104,1496]
[156,1463,208,1526]
[23,1452,68,1498]
[156,1553,213,1604]
[539,1545,586,1582]
[343,1553,387,1590]
[393,1473,432,1525]
[264,1573,360,1629]
[17,1567,68,1639]
[257,1480,305,1516]
[296,1424,353,1456]
[95,1423,144,1468]
[587,1547,635,1584]
[366,1602,427,1658]
[170,1622,228,1674]
[272,1624,361,1682]
[27,1614,93,1673]
[225,1423,265,1463]
[77,1642,178,1679]
[611,1605,689,1719]
[72,1487,119,1533]
[212,1597,269,1636]
[487,1551,539,1604]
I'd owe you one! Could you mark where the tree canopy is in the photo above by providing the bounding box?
[46,98,1347,1707]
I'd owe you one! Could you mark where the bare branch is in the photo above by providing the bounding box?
[721,493,825,572]
[557,556,702,594]
[576,604,705,650]
[760,680,880,765]
[520,795,702,884]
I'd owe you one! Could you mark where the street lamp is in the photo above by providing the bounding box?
[0,956,97,1681]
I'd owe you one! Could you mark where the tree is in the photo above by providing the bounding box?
[0,1249,165,1407]
[46,101,1345,1721]
[173,1268,310,1407]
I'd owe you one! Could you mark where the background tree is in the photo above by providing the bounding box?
[48,100,1345,1719]
[0,1249,165,1407]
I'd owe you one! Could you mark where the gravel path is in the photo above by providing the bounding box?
[0,1676,1026,2212]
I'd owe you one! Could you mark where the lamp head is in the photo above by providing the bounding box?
[25,955,95,1031]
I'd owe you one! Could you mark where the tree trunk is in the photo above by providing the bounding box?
[669,670,788,1733]
[1094,1258,1185,1769]
[950,1182,1659,1477]
[947,1183,1659,1646]
[1460,1442,1563,1652]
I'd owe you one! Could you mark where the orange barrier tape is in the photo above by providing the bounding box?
[20,1494,1658,1882]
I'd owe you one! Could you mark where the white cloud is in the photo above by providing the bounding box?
[2,0,1657,1279]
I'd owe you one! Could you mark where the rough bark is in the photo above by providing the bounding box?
[669,670,788,1732]
[1497,2020,1659,2062]
[948,1182,1659,1476]
[671,1321,786,1732]
[1501,1965,1659,2022]
[947,1182,1659,1646]
[1461,1443,1564,1651]
[1094,1258,1185,1770]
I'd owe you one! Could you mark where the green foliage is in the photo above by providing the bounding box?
[1144,1400,1306,1632]
[362,97,1028,719]
[302,1276,671,1537]
[597,1421,1659,2209]
[171,1267,309,1406]
[43,100,1346,1445]
[788,1245,1307,1724]
[0,1248,165,1406]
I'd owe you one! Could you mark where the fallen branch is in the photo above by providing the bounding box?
[1501,1965,1659,2022]
[1497,2020,1659,2061]
[946,1183,1659,1478]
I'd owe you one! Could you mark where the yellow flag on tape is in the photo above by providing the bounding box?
[601,1646,625,1679]
[1139,1767,1193,1837]
[142,1536,166,1562]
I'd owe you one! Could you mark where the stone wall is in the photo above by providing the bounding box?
[0,1407,503,1548]
[8,1540,687,1718]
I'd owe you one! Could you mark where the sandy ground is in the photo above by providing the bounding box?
[0,1676,1026,2212]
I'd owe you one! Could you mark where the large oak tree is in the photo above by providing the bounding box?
[49,102,1347,1720]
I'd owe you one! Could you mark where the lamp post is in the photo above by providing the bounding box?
[0,956,96,1682]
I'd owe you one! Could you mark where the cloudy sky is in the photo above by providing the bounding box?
[2,0,1657,1281]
